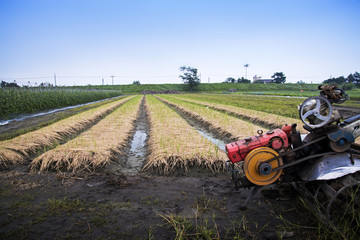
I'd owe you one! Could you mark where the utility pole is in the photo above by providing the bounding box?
[208,77,210,83]
[110,75,115,85]
[244,64,249,79]
[54,73,57,87]
[102,78,104,85]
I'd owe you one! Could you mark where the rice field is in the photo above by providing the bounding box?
[167,94,305,132]
[30,95,142,172]
[1,93,359,172]
[143,95,227,174]
[0,96,133,168]
[156,95,269,141]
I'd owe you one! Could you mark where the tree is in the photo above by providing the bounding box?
[224,77,236,83]
[1,80,20,88]
[347,72,360,87]
[237,77,250,83]
[323,76,346,85]
[179,66,200,91]
[271,72,286,84]
[39,82,53,87]
[132,80,140,85]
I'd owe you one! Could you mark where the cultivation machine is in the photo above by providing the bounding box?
[225,85,360,221]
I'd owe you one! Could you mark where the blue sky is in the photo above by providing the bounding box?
[0,0,359,86]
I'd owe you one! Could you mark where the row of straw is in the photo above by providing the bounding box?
[143,95,228,174]
[157,95,267,142]
[30,95,142,173]
[0,96,133,168]
[170,95,305,133]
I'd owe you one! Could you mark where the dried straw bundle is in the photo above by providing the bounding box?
[143,95,227,174]
[157,96,265,141]
[0,96,132,167]
[170,95,305,133]
[30,95,142,173]
[0,147,24,169]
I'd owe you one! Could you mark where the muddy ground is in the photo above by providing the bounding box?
[1,99,359,239]
[1,167,318,240]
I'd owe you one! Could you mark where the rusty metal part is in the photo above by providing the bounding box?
[293,173,360,225]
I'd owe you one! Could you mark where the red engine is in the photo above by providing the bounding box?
[225,128,290,163]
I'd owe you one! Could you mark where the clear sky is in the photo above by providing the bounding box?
[0,0,359,86]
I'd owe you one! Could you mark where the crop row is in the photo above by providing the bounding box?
[4,93,349,174]
[157,95,268,141]
[0,96,132,168]
[0,88,123,120]
[144,95,227,173]
[168,95,305,133]
[173,94,304,119]
[30,96,142,173]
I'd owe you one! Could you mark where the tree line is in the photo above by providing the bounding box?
[224,72,286,84]
[323,72,360,89]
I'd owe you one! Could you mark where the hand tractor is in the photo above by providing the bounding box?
[225,85,360,222]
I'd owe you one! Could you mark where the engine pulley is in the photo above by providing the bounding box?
[243,147,283,186]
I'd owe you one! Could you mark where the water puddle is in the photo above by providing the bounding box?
[122,130,148,175]
[158,97,228,152]
[112,97,148,176]
[196,128,227,151]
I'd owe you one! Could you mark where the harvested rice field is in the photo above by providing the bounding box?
[0,96,133,168]
[1,93,360,239]
[156,95,270,141]
[144,95,227,174]
[30,95,142,173]
[166,94,306,133]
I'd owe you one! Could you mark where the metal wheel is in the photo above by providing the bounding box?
[299,96,332,128]
[243,147,283,186]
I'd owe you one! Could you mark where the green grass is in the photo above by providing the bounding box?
[47,197,87,215]
[172,94,303,119]
[0,96,125,141]
[2,83,358,121]
[75,82,319,94]
[0,88,122,120]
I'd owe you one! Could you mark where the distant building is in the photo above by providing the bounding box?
[253,75,273,84]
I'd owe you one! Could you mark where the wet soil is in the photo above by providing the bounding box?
[0,168,316,240]
[333,105,360,119]
[110,97,149,176]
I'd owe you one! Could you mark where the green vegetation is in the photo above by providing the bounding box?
[47,197,86,215]
[0,96,125,141]
[179,66,201,91]
[0,88,122,120]
[172,94,303,119]
[2,83,357,121]
[81,82,319,94]
[84,82,360,101]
